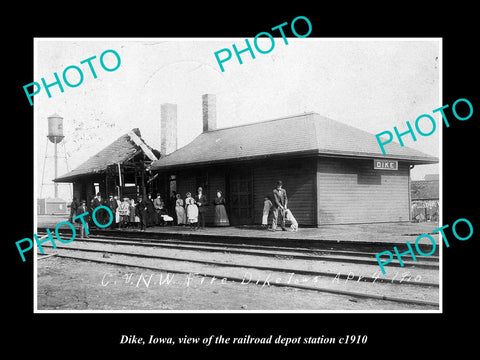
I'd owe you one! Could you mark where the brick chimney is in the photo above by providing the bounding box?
[202,94,217,132]
[161,103,177,155]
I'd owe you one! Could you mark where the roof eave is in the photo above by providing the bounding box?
[150,149,319,171]
[54,148,147,183]
[315,150,439,164]
[150,149,438,171]
[54,170,107,183]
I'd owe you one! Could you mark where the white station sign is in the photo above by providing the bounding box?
[374,159,398,170]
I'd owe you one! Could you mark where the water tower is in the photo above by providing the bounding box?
[48,114,65,144]
[47,114,64,198]
[40,114,70,204]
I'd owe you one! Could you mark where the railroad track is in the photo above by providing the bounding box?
[37,232,439,268]
[37,232,440,308]
[36,226,439,254]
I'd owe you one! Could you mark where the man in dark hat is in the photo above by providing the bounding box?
[194,186,208,229]
[169,191,178,224]
[68,197,79,223]
[75,200,90,239]
[107,194,118,229]
[271,180,288,231]
[91,192,103,228]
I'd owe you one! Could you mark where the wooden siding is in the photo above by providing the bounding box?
[317,157,410,224]
[172,159,317,226]
[176,171,197,201]
[253,158,317,226]
[73,182,82,203]
[73,176,104,203]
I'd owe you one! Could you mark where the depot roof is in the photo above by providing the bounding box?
[54,128,159,182]
[150,112,438,171]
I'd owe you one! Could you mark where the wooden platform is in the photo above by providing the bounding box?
[37,214,441,245]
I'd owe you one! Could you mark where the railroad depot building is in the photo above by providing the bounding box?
[55,94,438,226]
[149,95,438,226]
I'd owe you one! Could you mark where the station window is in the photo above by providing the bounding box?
[169,174,177,195]
[196,173,208,191]
[357,173,381,185]
[93,183,100,195]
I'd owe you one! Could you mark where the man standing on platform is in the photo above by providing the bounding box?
[194,187,208,229]
[91,193,103,228]
[107,194,118,229]
[75,200,90,239]
[136,195,148,231]
[169,191,178,224]
[271,180,288,232]
[68,197,79,223]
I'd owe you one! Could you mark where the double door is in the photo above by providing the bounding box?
[227,169,253,225]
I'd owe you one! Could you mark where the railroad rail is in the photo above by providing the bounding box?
[36,226,440,254]
[37,231,439,268]
[37,231,440,308]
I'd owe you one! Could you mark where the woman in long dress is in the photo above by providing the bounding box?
[129,198,137,228]
[185,192,198,228]
[213,190,230,226]
[114,195,121,227]
[175,193,187,225]
[145,193,156,227]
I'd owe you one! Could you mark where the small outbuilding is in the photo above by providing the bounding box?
[411,176,440,222]
[37,197,68,215]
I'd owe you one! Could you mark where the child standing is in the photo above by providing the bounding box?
[118,197,130,228]
[185,192,198,229]
[262,196,273,229]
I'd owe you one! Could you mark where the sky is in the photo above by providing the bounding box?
[34,38,440,201]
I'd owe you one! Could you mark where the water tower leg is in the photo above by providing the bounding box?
[54,140,58,198]
[40,139,49,198]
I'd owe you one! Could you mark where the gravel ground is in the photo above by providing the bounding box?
[39,240,440,284]
[35,216,440,311]
[36,253,439,311]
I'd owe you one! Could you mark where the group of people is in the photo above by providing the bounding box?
[71,192,182,232]
[174,187,230,229]
[68,180,297,235]
[68,187,231,233]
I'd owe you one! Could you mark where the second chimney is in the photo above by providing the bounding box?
[202,94,217,132]
[161,103,177,155]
